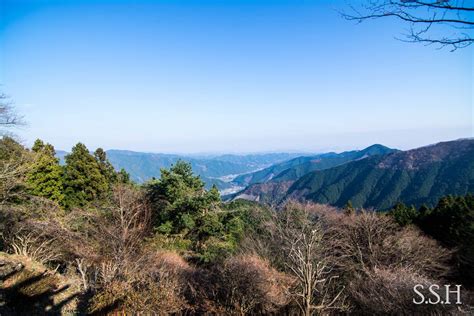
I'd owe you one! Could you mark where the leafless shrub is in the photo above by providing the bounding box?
[89,251,190,314]
[324,210,452,278]
[348,266,463,315]
[314,208,455,313]
[0,137,32,203]
[8,229,61,264]
[218,254,293,315]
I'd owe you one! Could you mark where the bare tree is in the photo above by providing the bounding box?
[342,0,474,51]
[0,93,24,133]
[274,202,346,315]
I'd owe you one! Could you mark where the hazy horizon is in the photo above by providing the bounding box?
[1,0,472,153]
[30,134,472,156]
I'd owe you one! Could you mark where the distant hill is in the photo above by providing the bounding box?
[283,139,474,210]
[233,144,395,186]
[56,149,305,190]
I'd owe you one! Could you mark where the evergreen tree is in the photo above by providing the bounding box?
[147,160,208,232]
[26,139,64,204]
[63,143,108,207]
[94,148,117,185]
[390,202,418,226]
[117,168,131,184]
[416,195,474,287]
[146,161,229,261]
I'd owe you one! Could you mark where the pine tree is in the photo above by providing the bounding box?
[94,148,117,184]
[63,143,108,207]
[26,139,64,204]
[390,202,418,226]
[146,160,219,233]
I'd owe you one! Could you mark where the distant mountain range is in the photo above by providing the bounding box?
[233,139,474,210]
[56,139,474,210]
[55,150,307,191]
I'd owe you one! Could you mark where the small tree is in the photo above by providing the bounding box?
[117,168,131,184]
[390,202,418,226]
[274,203,345,315]
[26,139,64,204]
[94,148,117,184]
[63,143,108,207]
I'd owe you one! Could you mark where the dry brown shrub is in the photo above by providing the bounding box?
[90,250,190,314]
[322,210,452,278]
[348,267,464,315]
[219,254,294,315]
[310,207,457,313]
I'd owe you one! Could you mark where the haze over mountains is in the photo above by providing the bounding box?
[56,139,474,210]
[56,150,307,194]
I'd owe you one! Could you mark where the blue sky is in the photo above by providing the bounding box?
[0,0,472,153]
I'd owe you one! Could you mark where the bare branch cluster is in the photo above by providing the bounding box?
[342,0,474,51]
[8,229,62,264]
[0,94,24,132]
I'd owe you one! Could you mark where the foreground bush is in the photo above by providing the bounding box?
[218,254,293,314]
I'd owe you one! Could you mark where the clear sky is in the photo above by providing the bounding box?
[0,0,472,153]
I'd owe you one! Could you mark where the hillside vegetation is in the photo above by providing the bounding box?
[233,139,474,210]
[286,139,474,209]
[1,136,472,314]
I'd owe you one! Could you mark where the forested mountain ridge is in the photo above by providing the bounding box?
[285,139,474,209]
[233,144,395,186]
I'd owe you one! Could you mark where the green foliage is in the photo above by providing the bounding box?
[146,161,270,262]
[417,195,474,250]
[286,140,474,210]
[389,202,418,226]
[117,168,131,184]
[94,148,117,184]
[26,139,64,204]
[146,160,217,233]
[63,143,109,208]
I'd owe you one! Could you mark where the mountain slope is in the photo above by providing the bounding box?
[273,144,396,182]
[286,139,474,210]
[233,144,395,186]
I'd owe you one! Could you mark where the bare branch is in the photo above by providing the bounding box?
[341,0,473,50]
